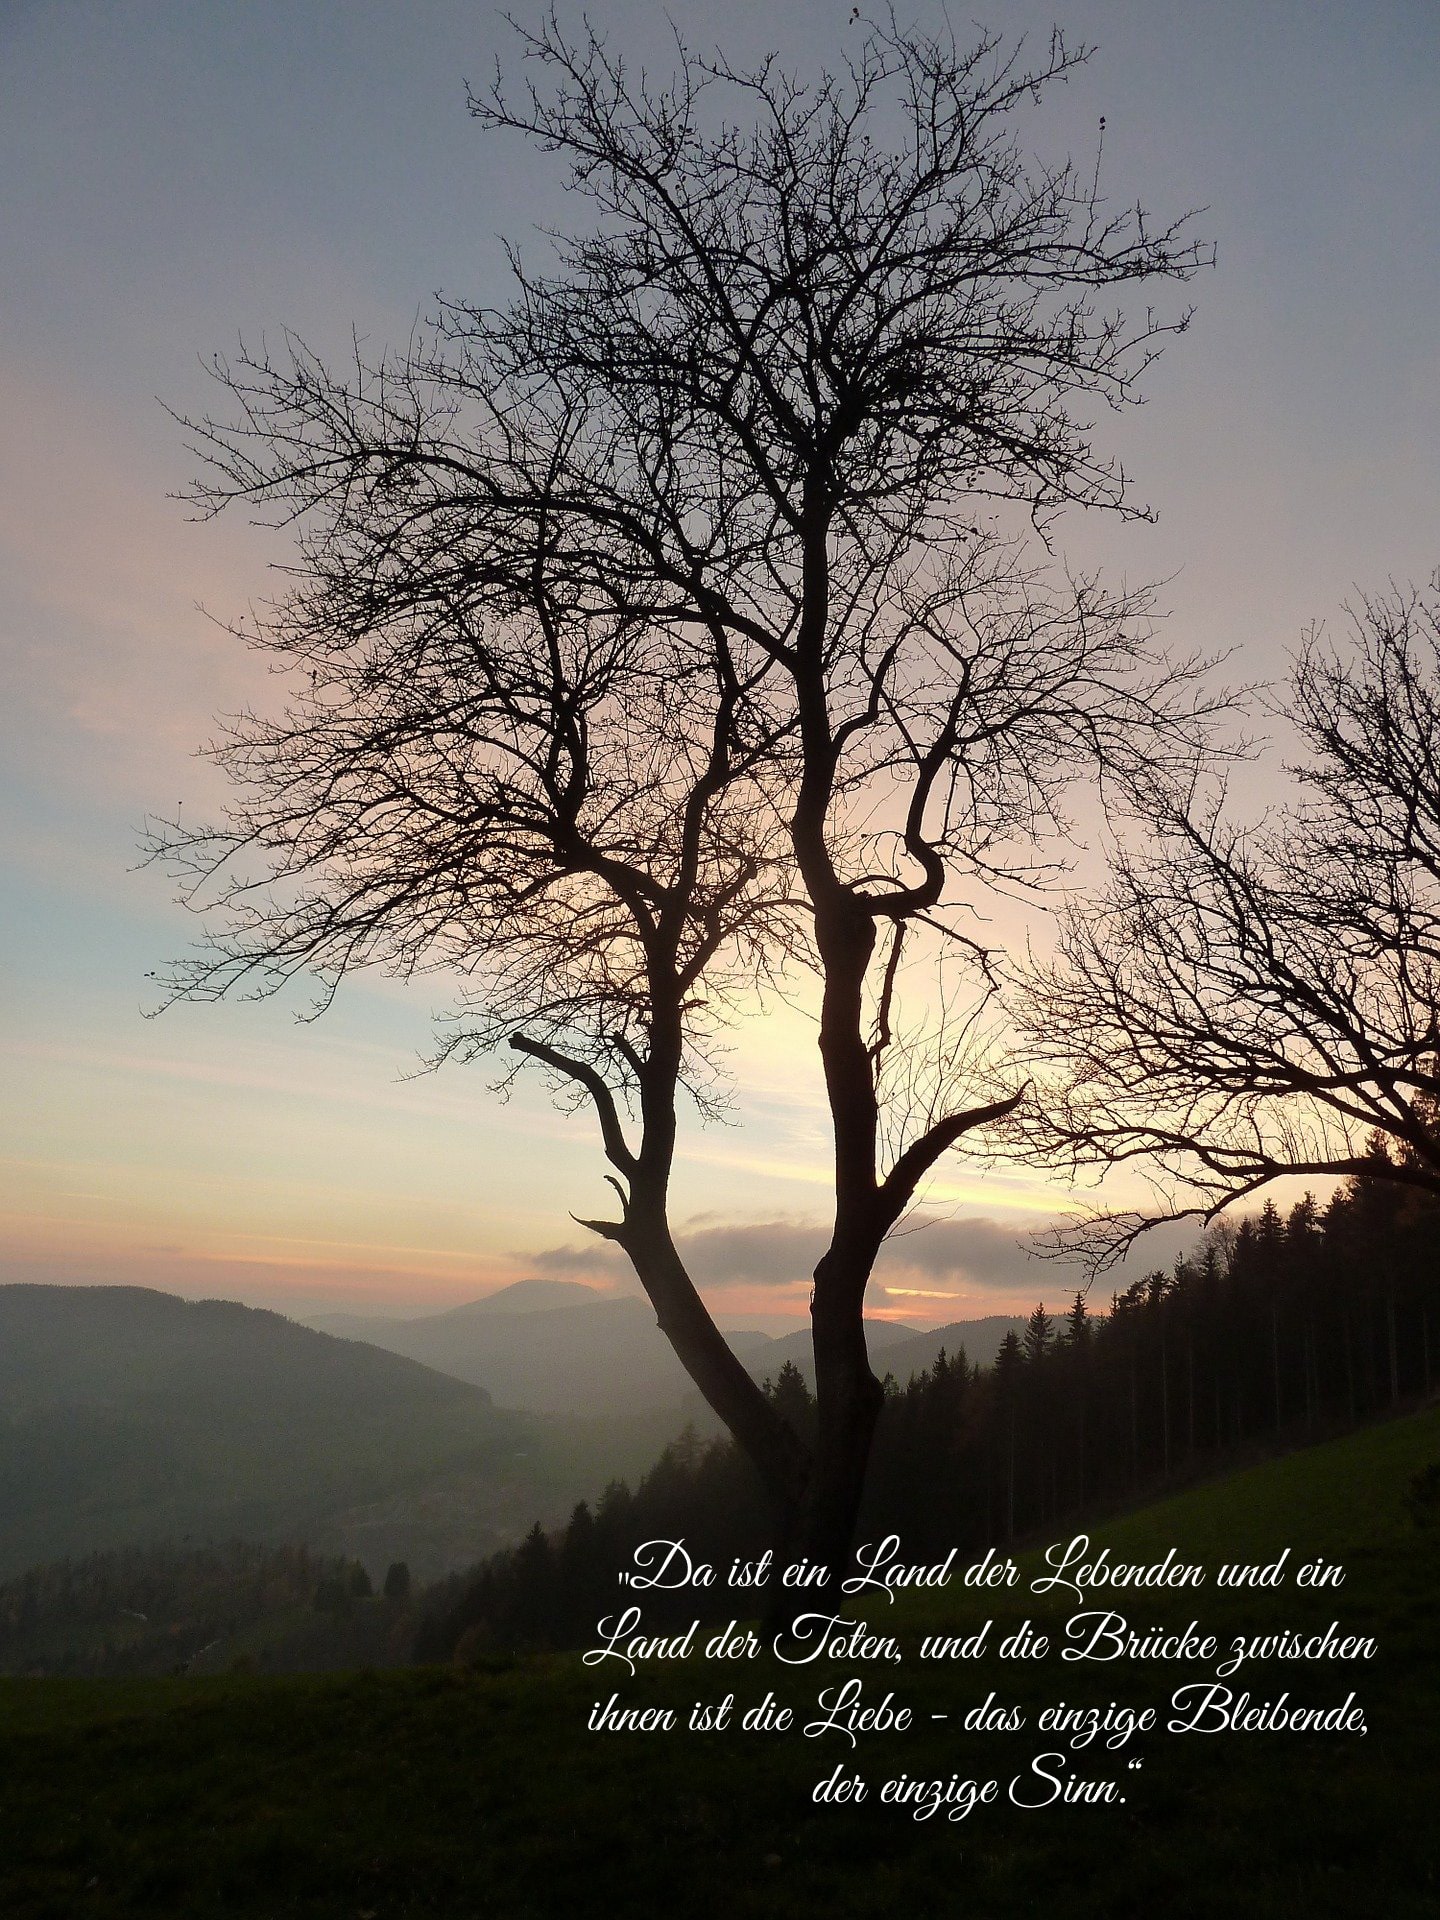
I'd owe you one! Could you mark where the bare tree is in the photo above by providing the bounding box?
[152,14,1215,1592]
[151,379,814,1515]
[1018,576,1440,1263]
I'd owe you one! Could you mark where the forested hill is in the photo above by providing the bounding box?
[306,1290,772,1416]
[0,1285,544,1577]
[303,1290,1027,1418]
[418,1162,1440,1657]
[0,1284,494,1414]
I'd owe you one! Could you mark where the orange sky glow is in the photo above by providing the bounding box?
[3,0,1435,1330]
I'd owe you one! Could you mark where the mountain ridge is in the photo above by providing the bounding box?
[0,1284,563,1579]
[296,1291,1027,1412]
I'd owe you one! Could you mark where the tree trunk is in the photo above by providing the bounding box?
[1075,1394,1086,1510]
[1006,1409,1017,1541]
[624,1198,811,1535]
[1305,1320,1316,1430]
[1160,1325,1171,1476]
[1387,1293,1400,1404]
[806,1287,886,1569]
[763,1255,884,1637]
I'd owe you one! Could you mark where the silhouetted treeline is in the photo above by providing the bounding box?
[866,1161,1437,1553]
[0,1540,415,1677]
[418,1151,1440,1659]
[415,1424,775,1659]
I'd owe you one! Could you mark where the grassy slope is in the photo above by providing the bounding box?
[0,1407,1436,1919]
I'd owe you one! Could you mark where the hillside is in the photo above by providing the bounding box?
[755,1314,1026,1387]
[0,1403,1432,1917]
[0,1286,591,1578]
[0,1284,1016,1583]
[308,1276,606,1337]
[0,1283,498,1417]
[301,1290,1025,1417]
[303,1291,776,1416]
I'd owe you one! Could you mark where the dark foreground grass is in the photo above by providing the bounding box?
[2,1406,1437,1919]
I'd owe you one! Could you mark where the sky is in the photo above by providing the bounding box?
[2,0,1438,1328]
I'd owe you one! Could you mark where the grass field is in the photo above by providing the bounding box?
[2,1406,1436,1918]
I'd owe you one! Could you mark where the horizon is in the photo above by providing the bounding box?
[4,0,1436,1326]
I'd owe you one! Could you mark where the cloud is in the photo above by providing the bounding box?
[527,1211,1107,1295]
[876,1216,1058,1287]
[529,1242,630,1279]
[683,1221,827,1287]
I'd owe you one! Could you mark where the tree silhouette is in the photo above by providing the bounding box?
[418,1154,1440,1661]
[1020,576,1440,1261]
[1022,1303,1055,1363]
[764,1360,816,1445]
[151,14,1214,1592]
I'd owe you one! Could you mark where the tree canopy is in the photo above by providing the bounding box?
[152,13,1217,1585]
[1020,576,1440,1261]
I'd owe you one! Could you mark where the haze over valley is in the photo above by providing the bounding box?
[0,1281,1024,1582]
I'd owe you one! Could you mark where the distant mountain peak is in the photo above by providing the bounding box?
[464,1278,612,1316]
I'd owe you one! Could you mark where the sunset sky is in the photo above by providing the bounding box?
[3,0,1438,1328]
